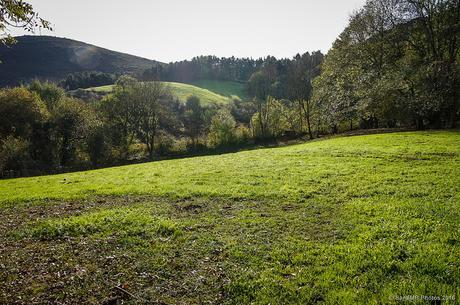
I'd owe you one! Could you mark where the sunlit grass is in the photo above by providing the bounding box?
[85,81,232,105]
[1,131,459,304]
[189,79,248,100]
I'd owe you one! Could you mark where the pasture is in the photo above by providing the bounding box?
[85,81,236,105]
[0,131,459,304]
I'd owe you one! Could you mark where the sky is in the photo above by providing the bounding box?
[11,0,366,63]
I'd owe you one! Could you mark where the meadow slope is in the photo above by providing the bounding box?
[0,131,459,304]
[85,81,232,105]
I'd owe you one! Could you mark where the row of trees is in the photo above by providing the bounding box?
[313,0,460,130]
[139,52,324,87]
[141,56,266,83]
[60,71,117,90]
[0,79,255,174]
[0,81,96,173]
[1,78,331,175]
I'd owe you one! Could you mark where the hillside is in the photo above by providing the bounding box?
[0,36,160,87]
[1,131,459,304]
[188,80,248,100]
[84,81,232,105]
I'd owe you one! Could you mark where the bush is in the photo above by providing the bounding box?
[0,136,31,172]
[208,109,238,148]
[0,87,49,138]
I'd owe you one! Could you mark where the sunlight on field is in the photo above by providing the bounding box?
[1,131,459,304]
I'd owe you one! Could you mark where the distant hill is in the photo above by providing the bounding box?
[0,36,160,87]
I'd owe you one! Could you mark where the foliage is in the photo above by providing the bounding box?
[251,96,287,139]
[184,95,205,147]
[0,86,48,138]
[0,0,51,46]
[208,108,238,147]
[0,135,29,171]
[313,0,460,130]
[28,79,66,109]
[59,71,116,90]
[52,97,96,166]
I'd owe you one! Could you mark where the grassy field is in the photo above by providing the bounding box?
[188,80,248,100]
[85,81,233,105]
[84,84,114,93]
[165,82,230,105]
[1,131,459,304]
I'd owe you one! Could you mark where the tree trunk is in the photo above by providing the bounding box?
[301,100,313,139]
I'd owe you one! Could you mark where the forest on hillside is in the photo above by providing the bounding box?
[0,0,458,177]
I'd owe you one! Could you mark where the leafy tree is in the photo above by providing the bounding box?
[0,0,51,46]
[247,71,271,100]
[28,80,65,110]
[313,0,460,130]
[86,124,111,168]
[0,87,48,138]
[133,81,171,160]
[251,96,286,139]
[0,135,30,172]
[184,95,205,148]
[208,109,237,147]
[52,98,95,166]
[100,76,139,158]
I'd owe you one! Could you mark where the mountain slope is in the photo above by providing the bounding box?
[0,36,160,87]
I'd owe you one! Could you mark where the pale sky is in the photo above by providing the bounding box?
[11,0,366,63]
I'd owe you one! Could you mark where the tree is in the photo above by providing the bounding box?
[184,95,205,148]
[251,96,286,139]
[313,0,460,131]
[29,80,65,110]
[100,76,139,158]
[0,135,30,172]
[247,71,271,100]
[52,98,95,166]
[134,81,170,160]
[208,109,237,147]
[0,87,48,138]
[86,124,111,168]
[0,0,51,46]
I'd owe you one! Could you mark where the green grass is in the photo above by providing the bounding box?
[165,81,230,105]
[84,84,114,93]
[1,131,459,304]
[188,80,248,100]
[85,81,232,105]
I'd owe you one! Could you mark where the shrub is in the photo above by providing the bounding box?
[208,109,237,148]
[0,136,30,172]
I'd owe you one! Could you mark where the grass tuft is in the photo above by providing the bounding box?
[28,207,181,240]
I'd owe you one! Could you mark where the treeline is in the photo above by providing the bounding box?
[313,0,459,130]
[141,56,264,83]
[60,71,117,90]
[0,73,323,175]
[2,0,458,176]
[140,52,324,86]
[0,79,251,175]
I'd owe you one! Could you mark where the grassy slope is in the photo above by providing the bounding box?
[1,131,459,304]
[86,81,232,105]
[165,82,230,105]
[188,80,248,100]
